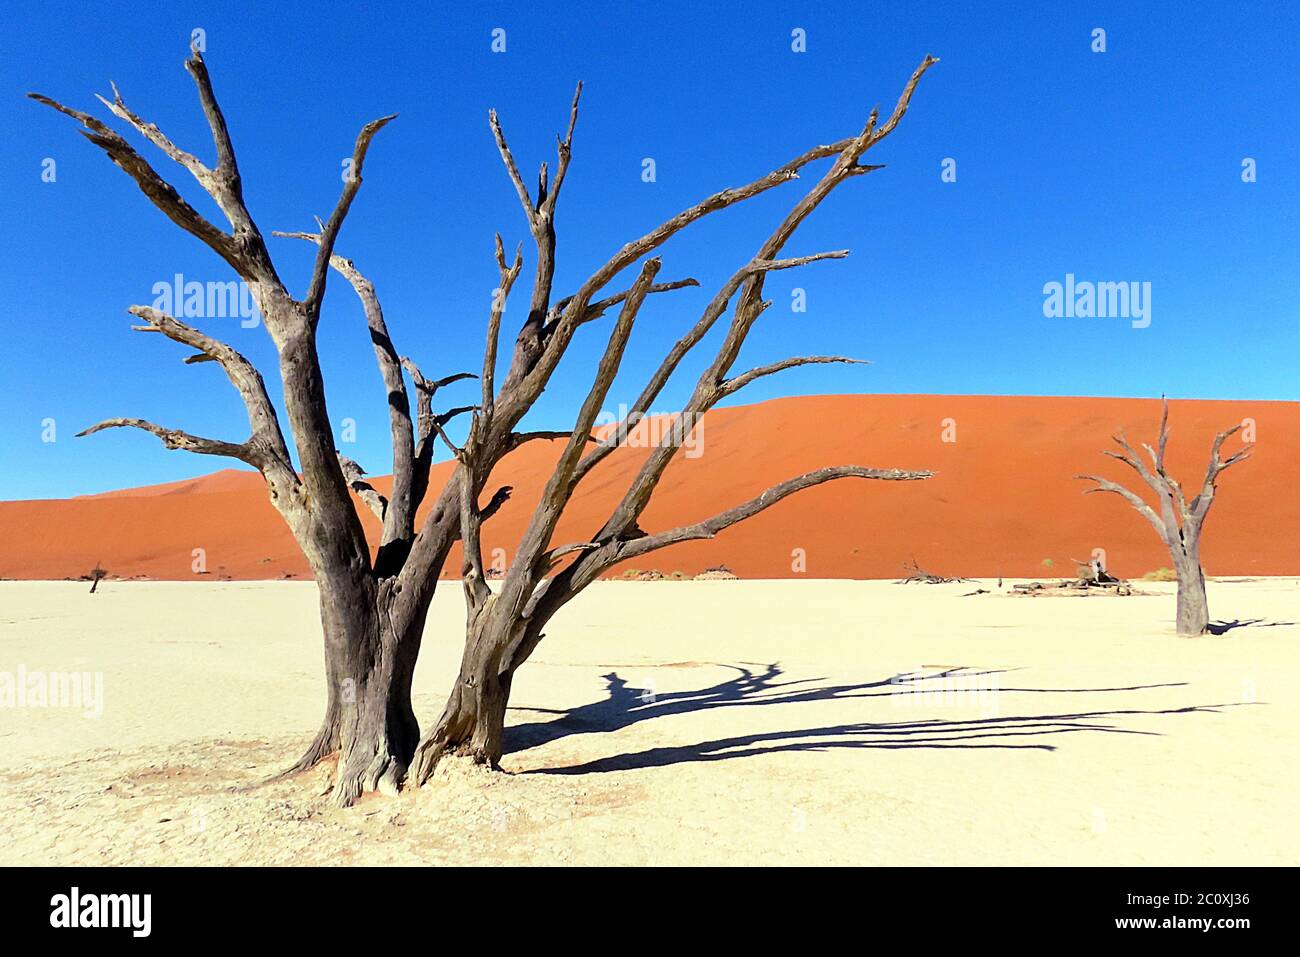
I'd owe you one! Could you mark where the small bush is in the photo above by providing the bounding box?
[1142,567,1177,582]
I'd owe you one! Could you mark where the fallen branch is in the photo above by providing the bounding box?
[896,559,970,584]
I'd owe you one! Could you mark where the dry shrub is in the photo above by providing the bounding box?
[1142,567,1177,582]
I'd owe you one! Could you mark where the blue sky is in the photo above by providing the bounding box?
[1,1,1296,499]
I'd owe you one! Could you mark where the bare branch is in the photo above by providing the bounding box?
[869,54,940,143]
[574,251,850,482]
[1190,423,1253,520]
[546,541,601,562]
[430,416,465,460]
[481,235,525,427]
[718,355,868,400]
[180,48,284,285]
[77,417,253,463]
[486,80,915,435]
[1156,396,1170,470]
[557,151,855,316]
[572,277,701,326]
[506,430,585,453]
[94,80,208,183]
[618,466,932,562]
[1076,473,1168,541]
[302,114,397,313]
[27,92,245,275]
[437,405,477,428]
[1104,431,1165,496]
[489,108,536,224]
[403,360,476,397]
[389,359,475,511]
[592,105,907,541]
[541,81,583,217]
[752,249,852,272]
[183,48,241,181]
[458,468,492,610]
[125,305,293,470]
[272,229,422,545]
[338,454,388,521]
[502,259,662,586]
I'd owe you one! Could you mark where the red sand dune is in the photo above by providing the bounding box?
[2,395,1297,581]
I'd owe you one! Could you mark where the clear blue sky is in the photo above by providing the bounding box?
[1,1,1296,499]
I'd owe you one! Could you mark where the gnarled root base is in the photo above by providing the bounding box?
[239,676,420,807]
[408,685,509,786]
[332,738,409,807]
[408,731,500,787]
[409,623,515,787]
[236,703,341,792]
[330,698,419,807]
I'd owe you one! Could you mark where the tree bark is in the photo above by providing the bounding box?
[328,585,423,805]
[274,576,424,805]
[1174,551,1210,636]
[408,611,520,784]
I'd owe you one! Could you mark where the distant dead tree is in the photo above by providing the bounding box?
[88,563,108,593]
[1077,398,1253,636]
[32,45,935,804]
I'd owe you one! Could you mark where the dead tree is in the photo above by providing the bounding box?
[88,563,108,593]
[1077,398,1252,636]
[33,45,936,805]
[406,57,939,784]
[30,48,449,805]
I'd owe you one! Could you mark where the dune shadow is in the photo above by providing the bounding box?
[504,662,1235,774]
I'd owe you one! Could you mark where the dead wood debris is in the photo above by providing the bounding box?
[896,559,971,585]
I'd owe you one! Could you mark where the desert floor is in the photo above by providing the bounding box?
[2,578,1297,866]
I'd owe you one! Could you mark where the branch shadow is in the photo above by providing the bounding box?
[503,662,1239,774]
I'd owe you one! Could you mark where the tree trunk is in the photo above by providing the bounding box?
[274,576,423,806]
[408,612,520,785]
[1174,555,1210,636]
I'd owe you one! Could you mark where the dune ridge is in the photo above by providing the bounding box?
[2,394,1296,581]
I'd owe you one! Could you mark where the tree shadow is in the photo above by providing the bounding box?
[1206,618,1295,635]
[504,663,1239,774]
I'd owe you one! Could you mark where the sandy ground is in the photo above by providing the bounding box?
[1,578,1297,866]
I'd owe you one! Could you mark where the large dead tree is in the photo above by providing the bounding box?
[405,59,939,783]
[1077,399,1252,636]
[33,45,936,805]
